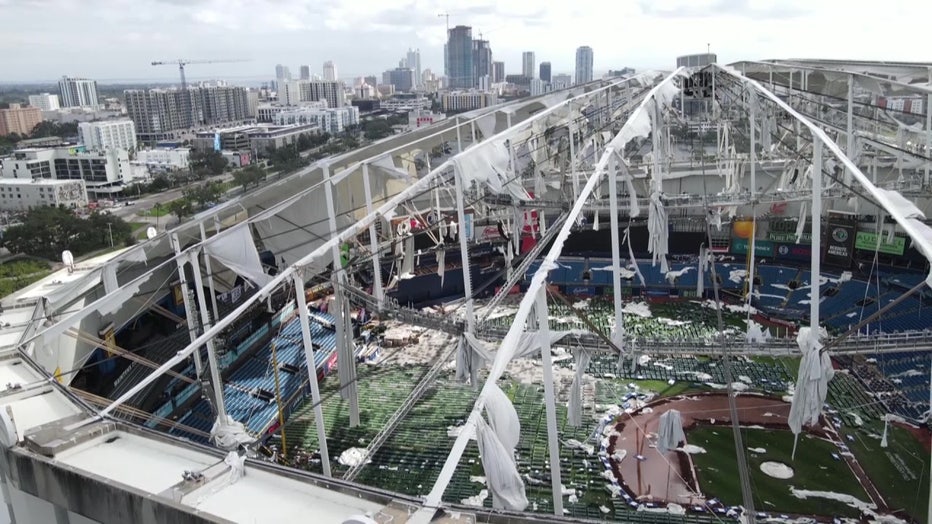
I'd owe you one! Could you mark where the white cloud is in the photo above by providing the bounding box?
[0,0,930,83]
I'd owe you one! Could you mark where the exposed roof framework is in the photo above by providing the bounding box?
[0,59,930,523]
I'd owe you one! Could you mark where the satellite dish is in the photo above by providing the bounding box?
[342,517,377,524]
[61,250,74,273]
[146,226,158,240]
[0,406,19,449]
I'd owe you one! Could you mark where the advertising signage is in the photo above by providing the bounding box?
[767,219,812,244]
[730,238,774,257]
[854,232,906,256]
[773,242,812,261]
[824,213,857,268]
[767,231,812,243]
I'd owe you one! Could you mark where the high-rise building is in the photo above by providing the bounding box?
[522,52,536,78]
[125,86,250,142]
[0,104,42,136]
[493,62,505,84]
[472,39,493,88]
[364,76,378,88]
[299,65,310,80]
[323,61,338,82]
[446,25,474,89]
[575,46,594,85]
[406,49,421,88]
[539,62,552,83]
[275,64,291,81]
[78,120,137,152]
[58,77,99,109]
[385,68,416,93]
[28,93,60,111]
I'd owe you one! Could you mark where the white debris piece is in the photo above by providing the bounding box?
[677,444,707,454]
[760,461,794,479]
[623,301,653,318]
[461,489,489,507]
[748,447,767,453]
[338,448,369,467]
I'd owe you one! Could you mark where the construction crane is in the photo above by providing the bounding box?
[437,12,451,32]
[150,58,249,90]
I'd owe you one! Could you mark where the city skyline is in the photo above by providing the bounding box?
[3,0,929,83]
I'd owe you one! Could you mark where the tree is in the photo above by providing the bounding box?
[233,165,266,191]
[166,198,194,223]
[29,121,78,139]
[189,149,227,178]
[363,120,392,140]
[0,207,133,260]
[183,181,223,209]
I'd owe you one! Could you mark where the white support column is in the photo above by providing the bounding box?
[198,222,220,322]
[170,233,203,379]
[846,74,855,185]
[454,166,475,335]
[362,163,384,307]
[569,121,579,200]
[190,249,227,419]
[926,68,931,187]
[455,117,463,154]
[470,120,477,145]
[750,92,757,198]
[607,151,624,347]
[293,272,332,478]
[534,287,563,516]
[323,164,360,427]
[810,140,822,339]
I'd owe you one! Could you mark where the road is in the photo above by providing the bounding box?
[111,173,234,228]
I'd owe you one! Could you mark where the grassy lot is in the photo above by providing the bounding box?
[139,206,170,218]
[0,259,51,298]
[689,426,867,518]
[129,221,152,240]
[842,421,929,524]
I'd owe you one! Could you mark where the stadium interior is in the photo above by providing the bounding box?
[1,60,930,524]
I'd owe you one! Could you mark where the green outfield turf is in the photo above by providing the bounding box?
[689,427,868,518]
[842,421,930,524]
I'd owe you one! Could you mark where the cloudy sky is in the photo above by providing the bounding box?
[1,0,929,84]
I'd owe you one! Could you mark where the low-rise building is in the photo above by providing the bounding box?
[133,148,191,175]
[551,74,572,90]
[272,106,359,134]
[407,110,446,130]
[0,178,87,212]
[192,123,319,156]
[256,101,327,123]
[380,95,430,112]
[0,147,134,198]
[440,91,498,112]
